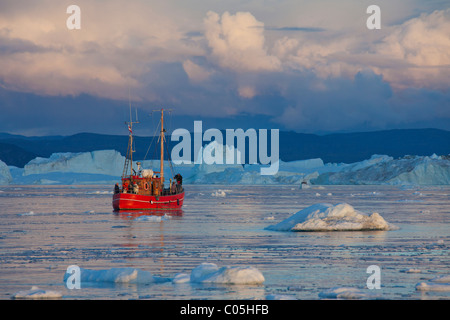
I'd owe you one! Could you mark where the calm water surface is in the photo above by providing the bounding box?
[0,184,449,300]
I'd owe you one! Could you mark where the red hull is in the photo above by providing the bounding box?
[112,192,184,211]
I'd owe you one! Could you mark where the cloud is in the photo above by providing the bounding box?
[374,8,450,90]
[271,8,450,91]
[0,0,203,100]
[238,86,257,99]
[204,11,281,72]
[0,1,449,135]
[182,59,213,82]
[270,70,397,132]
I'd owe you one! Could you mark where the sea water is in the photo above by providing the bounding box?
[0,184,448,300]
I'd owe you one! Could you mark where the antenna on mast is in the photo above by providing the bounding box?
[122,87,139,178]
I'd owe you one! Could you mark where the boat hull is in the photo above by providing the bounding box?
[112,192,184,211]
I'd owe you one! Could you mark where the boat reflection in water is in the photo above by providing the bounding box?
[113,209,183,220]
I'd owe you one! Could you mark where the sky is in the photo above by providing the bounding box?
[0,0,449,136]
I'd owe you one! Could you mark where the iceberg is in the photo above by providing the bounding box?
[24,150,125,176]
[5,140,450,186]
[265,203,397,232]
[0,160,12,185]
[312,154,450,185]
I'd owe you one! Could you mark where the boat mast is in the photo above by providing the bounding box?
[160,108,164,184]
[123,105,139,178]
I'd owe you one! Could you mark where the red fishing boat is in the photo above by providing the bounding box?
[112,109,184,211]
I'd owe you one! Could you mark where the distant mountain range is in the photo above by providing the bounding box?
[0,128,449,168]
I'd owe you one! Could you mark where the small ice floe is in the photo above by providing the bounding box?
[400,268,422,273]
[265,203,397,232]
[63,267,170,285]
[318,287,380,300]
[211,190,227,197]
[12,286,62,299]
[173,263,265,285]
[85,190,113,195]
[415,275,450,292]
[18,211,35,216]
[300,183,311,190]
[133,215,170,222]
[265,294,297,300]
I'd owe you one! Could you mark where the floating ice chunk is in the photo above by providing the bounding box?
[266,294,297,300]
[415,282,450,292]
[173,273,191,284]
[12,286,62,299]
[415,274,450,292]
[186,263,264,285]
[18,211,35,216]
[190,263,219,282]
[430,275,450,283]
[211,190,227,197]
[85,190,113,195]
[318,287,380,299]
[63,267,169,284]
[133,215,170,222]
[265,203,397,232]
[400,268,422,273]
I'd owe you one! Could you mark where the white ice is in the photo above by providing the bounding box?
[12,286,62,299]
[318,287,380,299]
[265,203,397,232]
[415,275,450,292]
[63,263,265,286]
[0,160,12,185]
[187,262,265,284]
[63,267,169,284]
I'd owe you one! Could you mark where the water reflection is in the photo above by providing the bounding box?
[113,209,183,219]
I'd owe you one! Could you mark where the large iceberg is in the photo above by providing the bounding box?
[0,160,12,185]
[312,154,450,185]
[265,203,397,232]
[3,142,450,185]
[23,150,125,176]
